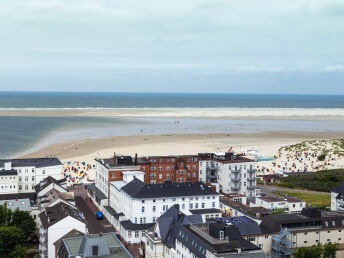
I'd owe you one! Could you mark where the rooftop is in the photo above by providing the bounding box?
[39,202,85,229]
[257,195,303,203]
[0,158,62,168]
[0,198,31,212]
[220,197,271,217]
[121,178,219,199]
[35,176,67,194]
[0,169,18,176]
[58,232,132,258]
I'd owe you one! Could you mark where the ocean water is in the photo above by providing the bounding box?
[0,92,344,108]
[0,92,344,158]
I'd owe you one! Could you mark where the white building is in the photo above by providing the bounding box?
[251,196,306,214]
[331,181,344,211]
[145,206,266,258]
[38,202,86,258]
[99,176,221,244]
[0,158,63,193]
[198,152,259,199]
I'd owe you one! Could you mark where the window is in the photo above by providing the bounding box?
[135,231,139,238]
[180,178,183,182]
[182,204,185,210]
[19,185,22,190]
[179,170,183,175]
[192,172,196,178]
[153,217,156,223]
[247,237,256,242]
[172,198,176,201]
[128,231,132,238]
[166,173,170,179]
[142,200,145,203]
[19,176,22,182]
[159,174,163,179]
[25,176,28,182]
[25,185,28,190]
[142,207,145,212]
[135,217,137,223]
[202,203,205,208]
[32,176,35,181]
[190,204,193,209]
[219,231,224,239]
[42,170,45,175]
[140,218,143,224]
[153,199,156,202]
[112,172,115,178]
[159,166,163,171]
[182,198,185,201]
[212,202,215,208]
[152,206,156,212]
[304,241,307,244]
[166,166,170,171]
[195,203,199,209]
[265,235,269,239]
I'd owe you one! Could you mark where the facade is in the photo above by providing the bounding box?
[0,158,62,193]
[198,152,259,199]
[251,196,306,214]
[331,181,344,211]
[95,153,200,198]
[96,177,221,244]
[145,206,266,258]
[38,202,86,258]
[56,232,132,258]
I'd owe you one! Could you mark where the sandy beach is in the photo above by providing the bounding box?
[18,131,344,184]
[1,108,344,120]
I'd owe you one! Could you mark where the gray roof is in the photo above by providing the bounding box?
[0,158,62,168]
[0,192,37,205]
[60,232,132,258]
[190,208,222,215]
[0,169,18,176]
[0,198,31,212]
[120,220,155,231]
[86,184,107,200]
[122,178,219,199]
[34,176,66,193]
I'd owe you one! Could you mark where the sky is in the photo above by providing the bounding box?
[0,0,343,94]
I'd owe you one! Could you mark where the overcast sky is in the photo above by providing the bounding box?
[0,0,343,94]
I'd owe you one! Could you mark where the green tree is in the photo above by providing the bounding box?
[10,209,36,239]
[0,226,25,257]
[323,242,338,258]
[294,244,323,258]
[9,244,27,258]
[0,202,13,226]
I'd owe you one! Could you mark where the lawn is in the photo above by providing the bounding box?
[272,190,331,209]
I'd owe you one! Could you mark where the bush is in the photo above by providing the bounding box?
[318,153,326,161]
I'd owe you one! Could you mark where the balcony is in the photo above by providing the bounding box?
[247,169,257,173]
[231,177,241,182]
[247,185,256,190]
[231,186,240,191]
[248,177,256,181]
[231,169,241,174]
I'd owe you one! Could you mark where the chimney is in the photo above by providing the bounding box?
[113,152,117,164]
[135,153,138,165]
[4,161,12,170]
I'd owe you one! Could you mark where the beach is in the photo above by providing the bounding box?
[18,131,344,184]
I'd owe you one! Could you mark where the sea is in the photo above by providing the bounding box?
[1,92,344,158]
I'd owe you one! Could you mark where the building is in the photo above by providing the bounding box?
[198,152,259,199]
[220,196,270,224]
[55,231,132,258]
[145,206,266,258]
[247,207,344,257]
[331,181,344,211]
[95,153,200,198]
[0,158,63,193]
[97,177,221,244]
[38,202,86,258]
[35,176,74,211]
[251,196,306,214]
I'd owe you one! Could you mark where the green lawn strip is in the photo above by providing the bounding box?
[272,190,331,209]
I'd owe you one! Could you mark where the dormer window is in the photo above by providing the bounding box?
[220,231,224,239]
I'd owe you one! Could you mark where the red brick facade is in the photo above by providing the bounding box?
[139,155,199,184]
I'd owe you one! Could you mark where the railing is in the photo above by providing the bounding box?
[247,169,257,173]
[247,185,256,190]
[232,177,241,182]
[231,186,240,191]
[232,169,241,174]
[247,177,256,181]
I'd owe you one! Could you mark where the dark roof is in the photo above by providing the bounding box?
[121,178,219,199]
[258,195,303,203]
[332,181,344,194]
[0,169,18,176]
[0,158,62,168]
[39,202,85,229]
[190,208,222,215]
[104,206,124,219]
[0,192,37,205]
[120,220,154,231]
[35,176,67,193]
[220,197,271,218]
[86,184,107,200]
[260,208,344,234]
[156,206,260,258]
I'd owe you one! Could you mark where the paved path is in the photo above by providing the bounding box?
[259,184,331,195]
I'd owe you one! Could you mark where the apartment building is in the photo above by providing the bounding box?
[96,177,221,244]
[145,206,266,258]
[95,153,200,198]
[251,196,306,214]
[198,152,259,199]
[331,181,344,211]
[0,158,62,193]
[38,202,86,258]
